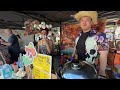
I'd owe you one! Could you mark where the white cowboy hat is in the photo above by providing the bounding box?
[74,11,98,24]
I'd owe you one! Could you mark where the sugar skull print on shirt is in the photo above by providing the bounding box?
[85,35,98,64]
[76,30,109,64]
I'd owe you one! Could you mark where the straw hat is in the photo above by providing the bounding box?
[74,11,98,24]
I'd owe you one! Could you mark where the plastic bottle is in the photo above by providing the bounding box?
[12,61,18,73]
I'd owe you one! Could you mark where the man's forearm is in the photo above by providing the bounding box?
[2,42,12,46]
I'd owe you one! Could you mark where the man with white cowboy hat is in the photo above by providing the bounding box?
[72,11,109,79]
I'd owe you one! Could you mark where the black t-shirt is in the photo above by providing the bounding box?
[8,34,21,54]
[76,31,90,61]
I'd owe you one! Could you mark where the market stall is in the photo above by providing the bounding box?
[104,20,120,79]
[0,19,59,79]
[0,42,57,79]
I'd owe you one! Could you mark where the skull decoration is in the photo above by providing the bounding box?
[35,34,42,42]
[33,21,52,31]
[85,35,98,64]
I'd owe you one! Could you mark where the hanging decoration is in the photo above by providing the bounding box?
[24,19,53,36]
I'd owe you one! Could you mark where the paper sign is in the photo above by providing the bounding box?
[33,54,52,79]
[1,64,12,79]
[23,42,37,67]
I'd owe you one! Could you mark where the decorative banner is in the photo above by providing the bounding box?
[1,64,12,79]
[61,24,81,56]
[33,54,52,79]
[22,42,37,67]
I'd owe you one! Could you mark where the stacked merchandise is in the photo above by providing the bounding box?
[0,56,26,79]
[105,27,115,70]
[0,64,13,79]
[107,51,115,70]
[105,25,115,48]
[113,65,120,79]
[0,42,36,79]
[112,25,120,79]
[113,51,120,79]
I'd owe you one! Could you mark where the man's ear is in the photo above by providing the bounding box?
[91,21,94,26]
[91,23,95,29]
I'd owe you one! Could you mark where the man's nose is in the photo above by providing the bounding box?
[82,21,87,24]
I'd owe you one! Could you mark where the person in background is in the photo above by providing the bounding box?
[72,11,109,79]
[24,19,34,30]
[37,29,54,55]
[0,37,5,44]
[1,29,21,63]
[37,29,54,72]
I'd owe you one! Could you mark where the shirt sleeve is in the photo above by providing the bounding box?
[8,36,14,45]
[97,33,109,51]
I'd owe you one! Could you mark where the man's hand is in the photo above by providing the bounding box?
[1,40,5,44]
[1,41,12,46]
